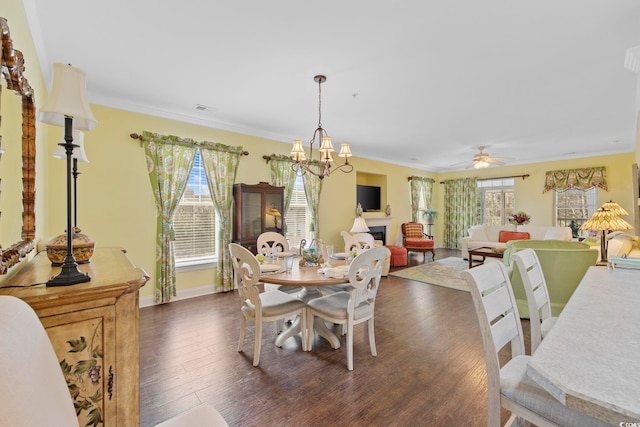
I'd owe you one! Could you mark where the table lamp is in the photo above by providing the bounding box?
[580,201,633,262]
[38,63,98,286]
[46,130,95,266]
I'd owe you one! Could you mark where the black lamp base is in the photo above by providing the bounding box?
[47,258,91,287]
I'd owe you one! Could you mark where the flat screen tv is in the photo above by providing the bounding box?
[357,185,381,212]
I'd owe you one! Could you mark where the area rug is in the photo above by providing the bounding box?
[389,257,470,292]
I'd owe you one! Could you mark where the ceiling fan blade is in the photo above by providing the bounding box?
[486,157,505,165]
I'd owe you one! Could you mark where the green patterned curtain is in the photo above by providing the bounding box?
[543,167,607,193]
[443,178,479,249]
[301,164,323,240]
[409,176,435,222]
[268,155,298,233]
[143,131,197,303]
[200,141,243,292]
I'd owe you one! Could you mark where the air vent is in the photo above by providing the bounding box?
[194,104,216,113]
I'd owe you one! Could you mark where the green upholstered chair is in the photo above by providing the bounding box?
[502,240,598,318]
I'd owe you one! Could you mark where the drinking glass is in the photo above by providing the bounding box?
[325,245,334,260]
[285,256,294,273]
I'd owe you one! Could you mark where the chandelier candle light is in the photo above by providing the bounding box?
[291,75,353,179]
[38,63,98,286]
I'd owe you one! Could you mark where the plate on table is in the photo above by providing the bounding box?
[331,252,347,260]
[260,263,281,273]
[274,251,296,258]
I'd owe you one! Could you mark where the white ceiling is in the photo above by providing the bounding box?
[23,0,640,171]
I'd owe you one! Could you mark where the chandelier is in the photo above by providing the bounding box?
[291,75,353,179]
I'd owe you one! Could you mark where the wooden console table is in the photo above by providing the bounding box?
[0,247,149,427]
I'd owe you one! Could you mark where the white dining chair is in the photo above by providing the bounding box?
[0,295,228,427]
[229,243,308,366]
[341,230,375,255]
[461,262,608,427]
[256,232,301,334]
[306,246,386,370]
[511,248,557,354]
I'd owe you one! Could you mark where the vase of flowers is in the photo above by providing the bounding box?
[509,211,531,229]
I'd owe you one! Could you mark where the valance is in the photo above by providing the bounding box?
[408,176,435,183]
[542,167,607,193]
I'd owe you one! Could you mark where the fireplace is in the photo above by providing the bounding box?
[368,226,385,243]
[363,217,392,245]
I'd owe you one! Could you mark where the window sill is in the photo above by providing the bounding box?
[176,258,217,272]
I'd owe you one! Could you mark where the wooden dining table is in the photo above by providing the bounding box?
[526,266,640,424]
[260,255,350,349]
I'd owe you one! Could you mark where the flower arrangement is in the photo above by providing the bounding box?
[509,211,531,225]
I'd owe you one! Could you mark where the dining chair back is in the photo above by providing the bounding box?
[461,262,608,427]
[511,248,557,354]
[0,295,229,427]
[256,231,289,257]
[229,243,307,366]
[341,231,375,255]
[306,246,387,370]
[0,295,79,426]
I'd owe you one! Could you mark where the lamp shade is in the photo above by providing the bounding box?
[38,63,98,131]
[600,201,629,216]
[580,208,634,231]
[349,217,370,233]
[52,130,89,162]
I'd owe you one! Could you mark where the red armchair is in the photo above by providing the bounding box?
[401,222,435,262]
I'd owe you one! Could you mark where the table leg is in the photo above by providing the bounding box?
[274,286,341,350]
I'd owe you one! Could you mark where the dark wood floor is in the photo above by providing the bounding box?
[139,249,523,426]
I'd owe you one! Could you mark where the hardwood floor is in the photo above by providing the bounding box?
[139,249,519,426]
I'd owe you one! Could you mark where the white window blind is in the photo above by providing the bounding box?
[555,187,597,231]
[173,150,217,263]
[285,174,311,250]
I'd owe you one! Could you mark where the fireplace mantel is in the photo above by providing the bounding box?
[364,217,392,245]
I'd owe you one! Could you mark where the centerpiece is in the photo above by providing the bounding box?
[509,211,531,229]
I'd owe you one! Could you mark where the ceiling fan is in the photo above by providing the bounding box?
[466,146,509,169]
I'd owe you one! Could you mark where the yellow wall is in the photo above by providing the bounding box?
[434,153,637,243]
[2,0,640,300]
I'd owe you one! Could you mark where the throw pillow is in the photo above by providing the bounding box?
[498,231,530,243]
[544,230,567,240]
[469,227,488,241]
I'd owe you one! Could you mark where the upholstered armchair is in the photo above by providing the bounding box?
[401,222,435,261]
[502,240,598,317]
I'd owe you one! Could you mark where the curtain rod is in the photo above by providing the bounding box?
[129,133,249,155]
[439,174,529,184]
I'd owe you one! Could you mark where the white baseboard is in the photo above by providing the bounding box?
[139,284,219,307]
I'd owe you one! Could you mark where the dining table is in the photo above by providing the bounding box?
[260,254,350,350]
[526,265,640,424]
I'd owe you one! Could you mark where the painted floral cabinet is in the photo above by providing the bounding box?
[0,247,149,427]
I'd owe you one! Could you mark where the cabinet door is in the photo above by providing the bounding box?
[264,192,284,233]
[241,191,263,241]
[41,305,117,427]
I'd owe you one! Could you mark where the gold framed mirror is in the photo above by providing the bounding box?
[0,17,36,274]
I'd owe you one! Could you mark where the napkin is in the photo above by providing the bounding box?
[322,265,349,278]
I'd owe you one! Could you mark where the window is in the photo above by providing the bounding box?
[555,188,597,233]
[478,178,515,225]
[173,150,217,266]
[284,173,312,250]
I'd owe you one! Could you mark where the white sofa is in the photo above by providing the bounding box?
[607,231,640,259]
[461,224,572,259]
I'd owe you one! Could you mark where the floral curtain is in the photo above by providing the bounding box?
[443,178,479,249]
[543,167,607,193]
[301,164,323,241]
[268,155,298,234]
[409,176,435,222]
[143,131,197,303]
[200,141,243,292]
